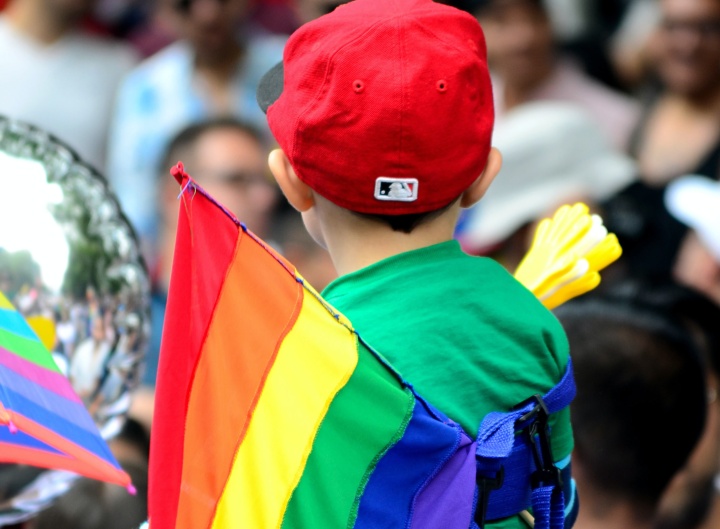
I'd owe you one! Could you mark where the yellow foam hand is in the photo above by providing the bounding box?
[514,203,622,310]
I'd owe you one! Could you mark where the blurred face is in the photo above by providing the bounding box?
[656,0,720,97]
[295,0,349,25]
[41,0,96,23]
[477,0,554,89]
[172,0,250,57]
[189,128,277,238]
[91,317,105,342]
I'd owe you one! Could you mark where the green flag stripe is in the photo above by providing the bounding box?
[281,339,414,529]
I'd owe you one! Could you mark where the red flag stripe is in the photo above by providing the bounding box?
[177,233,303,528]
[149,173,241,528]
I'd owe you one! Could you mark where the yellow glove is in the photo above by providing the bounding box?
[514,203,622,310]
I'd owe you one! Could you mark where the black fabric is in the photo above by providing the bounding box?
[627,83,720,180]
[601,182,689,282]
[256,62,285,114]
[605,86,720,282]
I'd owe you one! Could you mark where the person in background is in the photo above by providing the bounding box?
[542,0,629,92]
[582,278,720,529]
[249,0,297,35]
[270,210,337,291]
[0,0,138,170]
[129,117,278,430]
[609,0,662,91]
[293,0,349,25]
[555,291,708,529]
[106,0,181,59]
[455,101,637,272]
[105,0,284,242]
[604,0,720,283]
[638,284,720,529]
[630,0,720,186]
[154,117,278,289]
[69,314,112,402]
[473,0,640,151]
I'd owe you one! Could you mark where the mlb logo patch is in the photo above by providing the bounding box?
[374,177,419,202]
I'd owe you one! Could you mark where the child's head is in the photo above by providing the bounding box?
[257,0,500,245]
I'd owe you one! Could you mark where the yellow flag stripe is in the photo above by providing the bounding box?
[211,290,358,529]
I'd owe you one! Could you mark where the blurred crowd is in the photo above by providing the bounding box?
[1,0,720,528]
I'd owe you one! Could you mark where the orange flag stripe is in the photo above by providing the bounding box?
[176,232,303,529]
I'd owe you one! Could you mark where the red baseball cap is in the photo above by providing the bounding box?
[257,0,494,215]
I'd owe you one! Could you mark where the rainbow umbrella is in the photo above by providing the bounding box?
[0,291,131,489]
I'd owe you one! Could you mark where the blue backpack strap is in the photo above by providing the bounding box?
[474,359,576,529]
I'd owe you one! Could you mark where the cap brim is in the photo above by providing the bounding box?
[256,61,284,115]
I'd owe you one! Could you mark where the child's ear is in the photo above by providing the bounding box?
[268,149,315,212]
[460,147,502,208]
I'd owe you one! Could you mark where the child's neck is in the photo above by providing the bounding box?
[330,229,454,276]
[315,199,462,277]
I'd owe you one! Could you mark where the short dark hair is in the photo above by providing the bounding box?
[159,117,266,178]
[598,279,720,377]
[351,200,456,233]
[555,295,707,511]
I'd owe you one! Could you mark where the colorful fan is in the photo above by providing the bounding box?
[0,291,131,489]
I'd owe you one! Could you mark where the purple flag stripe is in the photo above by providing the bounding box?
[0,346,80,403]
[410,431,476,529]
[354,400,463,529]
[0,362,98,435]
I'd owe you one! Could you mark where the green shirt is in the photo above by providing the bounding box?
[322,240,573,529]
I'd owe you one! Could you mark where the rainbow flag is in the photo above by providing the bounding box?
[0,292,130,488]
[148,165,478,529]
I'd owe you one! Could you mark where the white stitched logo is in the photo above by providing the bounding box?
[374,177,419,202]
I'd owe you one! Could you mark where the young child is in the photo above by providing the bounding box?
[257,0,575,527]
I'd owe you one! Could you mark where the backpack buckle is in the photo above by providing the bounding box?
[515,394,562,490]
[474,465,504,529]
